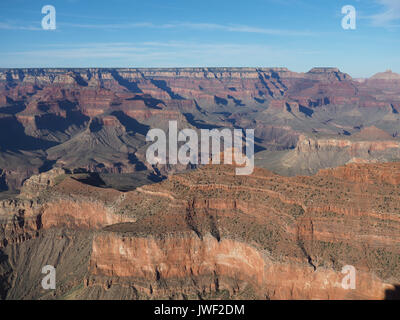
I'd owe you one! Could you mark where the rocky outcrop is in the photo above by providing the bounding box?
[20,168,66,198]
[0,163,399,300]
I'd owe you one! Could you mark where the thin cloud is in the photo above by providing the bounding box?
[177,23,316,36]
[0,19,317,36]
[0,22,41,31]
[61,22,155,29]
[0,41,315,68]
[10,42,275,59]
[60,21,316,36]
[370,0,400,27]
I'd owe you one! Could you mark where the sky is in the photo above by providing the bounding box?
[0,0,399,78]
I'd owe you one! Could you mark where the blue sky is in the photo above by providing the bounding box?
[0,0,399,77]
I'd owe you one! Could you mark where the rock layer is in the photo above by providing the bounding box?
[0,163,399,300]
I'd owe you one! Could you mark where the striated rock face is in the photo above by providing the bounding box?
[0,163,399,300]
[88,233,266,298]
[1,67,400,191]
[87,233,391,300]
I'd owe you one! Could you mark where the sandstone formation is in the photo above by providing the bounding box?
[0,163,399,300]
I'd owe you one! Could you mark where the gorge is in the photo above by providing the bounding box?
[0,67,399,300]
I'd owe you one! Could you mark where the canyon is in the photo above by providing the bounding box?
[0,67,399,300]
[0,162,399,299]
[0,67,400,192]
